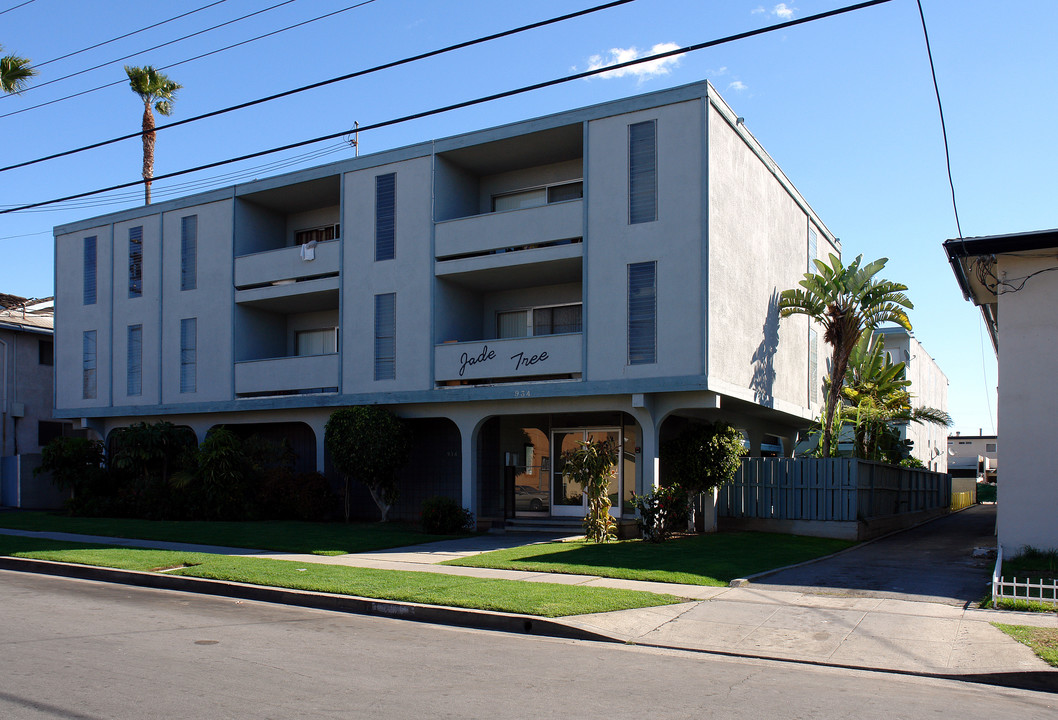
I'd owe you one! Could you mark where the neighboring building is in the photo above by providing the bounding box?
[947,433,997,482]
[0,296,76,509]
[52,81,838,525]
[874,327,949,472]
[945,228,1057,554]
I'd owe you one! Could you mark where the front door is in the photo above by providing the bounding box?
[550,428,621,517]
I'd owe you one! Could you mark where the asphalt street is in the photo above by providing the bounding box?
[1,570,1055,719]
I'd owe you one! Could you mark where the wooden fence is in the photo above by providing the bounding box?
[718,458,951,522]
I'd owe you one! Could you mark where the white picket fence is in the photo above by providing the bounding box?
[992,546,1058,606]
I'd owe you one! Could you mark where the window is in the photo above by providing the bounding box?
[808,328,818,404]
[38,421,67,448]
[181,215,197,291]
[82,330,97,399]
[492,181,583,212]
[374,293,396,380]
[808,227,818,271]
[629,120,657,224]
[38,339,53,366]
[628,262,656,364]
[497,310,528,339]
[180,318,196,393]
[127,324,142,396]
[296,328,338,356]
[128,226,143,298]
[83,236,97,305]
[496,304,583,339]
[294,224,339,245]
[375,173,396,261]
[986,443,997,452]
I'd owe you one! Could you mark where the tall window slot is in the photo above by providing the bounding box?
[180,318,196,393]
[628,262,657,364]
[374,293,396,380]
[375,173,396,261]
[83,236,97,305]
[82,330,97,399]
[128,226,143,298]
[808,227,818,272]
[181,215,197,291]
[628,120,657,224]
[127,324,142,396]
[808,328,818,404]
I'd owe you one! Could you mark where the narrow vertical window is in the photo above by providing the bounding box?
[180,318,197,393]
[808,227,818,272]
[181,215,198,291]
[375,173,396,261]
[127,324,142,396]
[629,120,657,224]
[128,226,143,298]
[82,330,97,400]
[808,328,819,404]
[83,236,97,305]
[374,293,396,380]
[628,262,657,365]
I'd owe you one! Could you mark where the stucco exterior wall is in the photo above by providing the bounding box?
[996,254,1058,553]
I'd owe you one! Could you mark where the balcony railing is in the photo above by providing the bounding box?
[234,353,339,395]
[434,333,582,383]
[435,200,582,259]
[234,240,339,289]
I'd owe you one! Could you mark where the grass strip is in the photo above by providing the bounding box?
[993,624,1058,667]
[0,511,458,555]
[0,535,684,618]
[444,532,854,586]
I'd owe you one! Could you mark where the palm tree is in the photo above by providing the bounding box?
[779,254,913,457]
[1,45,36,94]
[125,65,181,205]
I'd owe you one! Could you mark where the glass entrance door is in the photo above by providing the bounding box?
[550,428,620,517]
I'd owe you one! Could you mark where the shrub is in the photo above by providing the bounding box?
[420,496,474,534]
[561,438,618,543]
[631,483,690,543]
[36,437,107,512]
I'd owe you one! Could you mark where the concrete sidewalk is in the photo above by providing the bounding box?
[1,525,1056,686]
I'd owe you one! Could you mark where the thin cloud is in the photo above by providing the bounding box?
[751,6,766,14]
[772,3,796,19]
[585,42,685,82]
[728,80,748,92]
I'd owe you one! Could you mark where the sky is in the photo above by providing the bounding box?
[3,0,1055,437]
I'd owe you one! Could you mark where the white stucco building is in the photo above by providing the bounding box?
[53,81,836,526]
[945,228,1057,554]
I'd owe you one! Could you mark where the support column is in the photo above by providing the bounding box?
[453,415,480,520]
[631,403,660,495]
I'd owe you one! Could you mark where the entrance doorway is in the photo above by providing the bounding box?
[550,428,621,517]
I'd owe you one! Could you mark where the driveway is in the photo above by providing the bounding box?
[751,504,998,606]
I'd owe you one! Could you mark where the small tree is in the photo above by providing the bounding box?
[36,437,106,503]
[661,421,744,532]
[562,438,618,543]
[324,406,409,522]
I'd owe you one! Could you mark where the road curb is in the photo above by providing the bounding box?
[0,556,619,644]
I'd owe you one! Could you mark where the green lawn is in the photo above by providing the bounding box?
[444,532,854,586]
[993,624,1058,667]
[994,546,1058,612]
[0,534,685,618]
[0,511,459,555]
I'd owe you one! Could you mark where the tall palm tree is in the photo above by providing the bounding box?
[125,65,181,205]
[779,254,913,457]
[0,45,36,94]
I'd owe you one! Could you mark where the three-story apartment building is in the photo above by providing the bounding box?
[54,81,836,524]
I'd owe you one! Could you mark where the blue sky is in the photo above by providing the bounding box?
[3,0,1054,436]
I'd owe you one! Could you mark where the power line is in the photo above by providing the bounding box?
[0,0,635,172]
[0,0,34,17]
[0,0,379,121]
[916,0,962,239]
[3,0,300,97]
[34,0,231,69]
[1,0,893,215]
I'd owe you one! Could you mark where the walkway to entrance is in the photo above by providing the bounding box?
[751,504,999,606]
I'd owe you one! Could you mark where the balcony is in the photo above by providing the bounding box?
[234,353,339,396]
[235,239,339,288]
[435,333,582,384]
[435,200,582,259]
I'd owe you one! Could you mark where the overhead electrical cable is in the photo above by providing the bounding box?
[0,0,634,170]
[34,0,231,69]
[0,0,34,17]
[3,0,301,97]
[0,0,893,214]
[916,0,962,238]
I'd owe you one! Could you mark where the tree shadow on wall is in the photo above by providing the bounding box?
[750,290,780,407]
